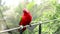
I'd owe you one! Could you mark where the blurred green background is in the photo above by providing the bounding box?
[0,0,60,34]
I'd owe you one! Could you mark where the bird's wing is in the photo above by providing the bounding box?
[19,16,22,25]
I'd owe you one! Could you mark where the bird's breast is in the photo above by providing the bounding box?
[21,15,32,26]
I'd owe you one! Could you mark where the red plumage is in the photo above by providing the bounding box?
[19,8,32,32]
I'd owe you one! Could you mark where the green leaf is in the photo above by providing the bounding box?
[26,2,35,10]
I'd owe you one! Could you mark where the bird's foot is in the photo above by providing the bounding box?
[29,24,32,27]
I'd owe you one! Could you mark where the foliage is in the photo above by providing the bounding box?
[0,0,60,34]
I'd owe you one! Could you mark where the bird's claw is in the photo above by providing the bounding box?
[29,24,32,27]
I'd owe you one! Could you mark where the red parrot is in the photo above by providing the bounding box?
[19,8,32,32]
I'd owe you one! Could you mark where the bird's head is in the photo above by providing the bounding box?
[23,8,29,14]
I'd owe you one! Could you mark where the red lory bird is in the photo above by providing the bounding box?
[19,8,32,32]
